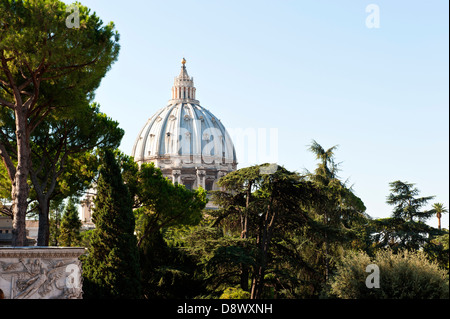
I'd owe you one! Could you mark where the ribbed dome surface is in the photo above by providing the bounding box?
[131,101,237,166]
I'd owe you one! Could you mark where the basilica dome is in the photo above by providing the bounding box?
[131,59,237,191]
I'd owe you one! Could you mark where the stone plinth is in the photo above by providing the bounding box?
[0,247,86,299]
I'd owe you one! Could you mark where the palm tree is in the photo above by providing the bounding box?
[433,203,448,230]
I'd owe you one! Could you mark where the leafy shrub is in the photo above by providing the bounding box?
[220,287,251,299]
[327,249,449,299]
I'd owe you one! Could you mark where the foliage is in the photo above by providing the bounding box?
[0,0,120,245]
[30,103,122,194]
[220,287,251,299]
[386,181,435,222]
[327,249,449,299]
[119,157,206,247]
[82,150,141,299]
[424,230,449,274]
[146,167,447,300]
[178,224,256,298]
[304,140,368,287]
[79,229,94,248]
[210,163,325,298]
[110,154,207,297]
[48,197,64,246]
[31,103,123,245]
[370,181,443,253]
[58,197,82,247]
[176,143,372,299]
[0,161,11,205]
[1,92,123,245]
[138,229,203,299]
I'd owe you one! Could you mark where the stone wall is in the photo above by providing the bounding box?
[0,247,85,299]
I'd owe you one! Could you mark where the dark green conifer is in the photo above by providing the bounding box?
[82,150,141,299]
[58,198,82,247]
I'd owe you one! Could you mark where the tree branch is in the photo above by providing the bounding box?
[0,51,23,109]
[0,142,16,181]
[0,96,14,109]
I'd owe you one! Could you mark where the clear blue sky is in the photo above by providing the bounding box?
[74,0,449,228]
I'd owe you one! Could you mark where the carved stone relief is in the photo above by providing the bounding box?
[0,248,85,299]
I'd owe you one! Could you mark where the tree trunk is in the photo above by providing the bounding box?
[250,213,263,299]
[240,266,249,292]
[324,232,329,282]
[240,219,249,291]
[240,183,251,292]
[37,198,50,246]
[251,265,264,299]
[30,164,62,247]
[323,211,329,282]
[251,199,274,299]
[11,108,31,247]
[251,237,270,299]
[11,183,27,246]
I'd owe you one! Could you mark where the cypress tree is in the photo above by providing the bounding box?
[58,198,82,247]
[82,150,141,299]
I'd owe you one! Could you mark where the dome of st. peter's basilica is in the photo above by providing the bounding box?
[131,59,238,192]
